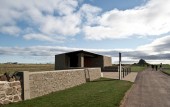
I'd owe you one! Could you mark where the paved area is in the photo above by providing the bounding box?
[102,72,119,79]
[122,72,138,82]
[123,69,170,107]
[102,72,138,82]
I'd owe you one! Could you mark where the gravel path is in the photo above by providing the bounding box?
[123,69,170,107]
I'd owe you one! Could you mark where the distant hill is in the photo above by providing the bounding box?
[137,59,149,66]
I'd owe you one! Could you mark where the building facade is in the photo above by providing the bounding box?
[55,50,112,70]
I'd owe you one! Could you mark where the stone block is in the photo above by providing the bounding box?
[0,100,3,105]
[12,87,18,95]
[0,86,4,91]
[0,92,6,99]
[2,83,10,90]
[0,80,22,105]
[13,95,20,102]
[7,95,13,101]
[9,82,20,87]
[3,100,11,104]
[0,75,8,81]
[16,86,22,92]
[6,87,13,95]
[0,83,4,87]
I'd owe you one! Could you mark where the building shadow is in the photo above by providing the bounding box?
[91,78,119,83]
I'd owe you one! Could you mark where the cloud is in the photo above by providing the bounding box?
[0,45,156,60]
[0,0,104,42]
[137,35,170,53]
[0,26,21,36]
[79,4,102,25]
[83,0,170,40]
[23,33,56,42]
[1,0,170,41]
[135,35,170,60]
[1,36,170,64]
[40,14,81,36]
[0,0,83,41]
[136,53,170,60]
[0,46,77,56]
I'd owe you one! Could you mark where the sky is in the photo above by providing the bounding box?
[0,0,170,64]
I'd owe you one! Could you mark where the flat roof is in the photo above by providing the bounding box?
[56,50,103,57]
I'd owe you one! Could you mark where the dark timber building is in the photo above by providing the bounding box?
[55,50,112,70]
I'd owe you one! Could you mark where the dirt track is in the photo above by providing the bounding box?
[123,69,170,107]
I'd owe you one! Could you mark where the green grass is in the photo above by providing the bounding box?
[162,64,170,68]
[131,65,146,72]
[162,64,170,75]
[0,64,54,74]
[163,70,170,75]
[2,78,132,107]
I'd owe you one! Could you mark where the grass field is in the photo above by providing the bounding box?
[2,78,132,107]
[0,64,54,74]
[163,70,170,75]
[131,65,146,72]
[0,64,147,74]
[162,64,170,75]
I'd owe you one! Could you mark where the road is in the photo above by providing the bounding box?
[123,69,170,107]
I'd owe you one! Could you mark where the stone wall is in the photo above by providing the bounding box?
[29,68,101,99]
[86,68,101,81]
[0,68,101,102]
[0,81,22,104]
[29,69,86,99]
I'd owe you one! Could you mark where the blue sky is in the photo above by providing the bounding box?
[0,0,170,64]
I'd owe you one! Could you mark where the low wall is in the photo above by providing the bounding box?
[29,69,86,99]
[0,68,101,103]
[0,81,22,104]
[28,68,101,99]
[86,68,101,81]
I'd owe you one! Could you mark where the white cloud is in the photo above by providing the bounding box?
[40,14,81,36]
[0,0,82,41]
[1,0,170,42]
[79,4,102,25]
[0,46,128,57]
[0,0,103,42]
[23,33,56,42]
[1,38,170,64]
[0,26,21,36]
[137,35,170,53]
[83,26,128,40]
[83,0,170,40]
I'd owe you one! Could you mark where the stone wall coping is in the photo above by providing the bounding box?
[0,81,20,83]
[29,67,101,74]
[29,69,85,74]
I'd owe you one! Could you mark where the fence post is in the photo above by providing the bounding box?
[126,68,128,75]
[119,53,122,80]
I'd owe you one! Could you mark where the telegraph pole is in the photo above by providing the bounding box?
[119,53,122,80]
